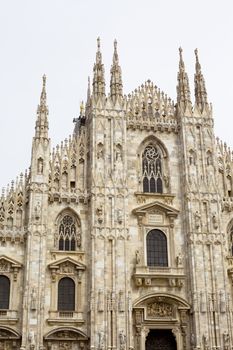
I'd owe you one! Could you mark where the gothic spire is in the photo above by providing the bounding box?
[35,75,49,139]
[194,49,208,110]
[176,47,191,107]
[92,37,105,98]
[110,39,123,102]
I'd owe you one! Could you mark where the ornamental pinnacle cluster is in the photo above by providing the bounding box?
[1,39,233,350]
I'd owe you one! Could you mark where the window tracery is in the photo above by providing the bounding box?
[142,145,163,193]
[58,214,81,251]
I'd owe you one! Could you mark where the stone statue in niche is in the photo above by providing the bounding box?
[194,211,201,229]
[203,333,209,350]
[98,331,105,350]
[77,231,82,248]
[135,250,141,265]
[176,252,183,267]
[115,145,122,162]
[28,331,35,349]
[212,213,218,229]
[37,158,43,174]
[34,202,41,220]
[223,331,230,350]
[220,290,226,313]
[30,287,37,310]
[119,330,126,350]
[97,143,104,159]
[117,209,123,224]
[96,205,103,224]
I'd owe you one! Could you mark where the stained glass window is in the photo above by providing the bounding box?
[142,145,163,193]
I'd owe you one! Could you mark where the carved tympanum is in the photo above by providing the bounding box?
[147,302,173,318]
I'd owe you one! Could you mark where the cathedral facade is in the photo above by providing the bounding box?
[0,39,233,350]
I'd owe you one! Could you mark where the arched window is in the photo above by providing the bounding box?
[0,276,10,309]
[142,145,163,193]
[58,277,75,311]
[147,230,168,267]
[58,215,80,251]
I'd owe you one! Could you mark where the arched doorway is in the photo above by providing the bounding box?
[146,329,177,350]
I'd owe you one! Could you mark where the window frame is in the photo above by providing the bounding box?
[0,275,10,310]
[57,277,75,311]
[146,229,168,267]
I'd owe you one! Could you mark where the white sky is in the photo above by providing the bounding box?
[0,0,233,188]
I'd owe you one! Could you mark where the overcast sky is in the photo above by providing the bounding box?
[0,0,233,188]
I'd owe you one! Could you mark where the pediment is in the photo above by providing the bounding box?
[0,255,22,269]
[133,201,179,218]
[48,257,85,271]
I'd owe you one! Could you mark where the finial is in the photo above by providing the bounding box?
[194,48,201,72]
[179,47,184,68]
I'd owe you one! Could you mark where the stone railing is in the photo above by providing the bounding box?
[47,310,84,325]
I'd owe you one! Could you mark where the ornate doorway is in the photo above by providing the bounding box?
[146,330,177,350]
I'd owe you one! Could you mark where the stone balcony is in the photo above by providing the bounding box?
[47,311,84,325]
[133,265,186,289]
[0,309,19,324]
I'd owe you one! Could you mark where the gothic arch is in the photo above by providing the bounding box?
[137,136,170,193]
[55,208,82,251]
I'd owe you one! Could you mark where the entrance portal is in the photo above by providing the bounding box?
[146,329,177,350]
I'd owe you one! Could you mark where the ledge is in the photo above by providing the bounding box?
[47,311,84,325]
[0,310,19,325]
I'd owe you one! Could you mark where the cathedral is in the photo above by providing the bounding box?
[0,38,233,350]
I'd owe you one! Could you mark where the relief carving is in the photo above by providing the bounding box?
[0,260,10,272]
[147,302,173,318]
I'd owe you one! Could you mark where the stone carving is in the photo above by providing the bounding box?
[190,333,195,347]
[118,290,124,312]
[0,260,10,272]
[34,202,41,220]
[31,287,37,310]
[98,331,105,350]
[97,143,104,159]
[176,252,183,267]
[60,262,74,274]
[117,209,123,224]
[223,331,230,350]
[28,331,35,349]
[59,343,72,350]
[147,302,173,318]
[96,205,104,224]
[116,145,122,162]
[135,250,140,265]
[194,211,201,229]
[37,158,44,174]
[212,213,218,229]
[203,333,209,350]
[119,330,126,350]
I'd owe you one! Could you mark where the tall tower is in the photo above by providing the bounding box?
[20,75,50,349]
[178,49,231,349]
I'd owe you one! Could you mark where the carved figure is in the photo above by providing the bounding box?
[212,213,218,229]
[220,290,226,313]
[37,158,43,174]
[190,333,195,346]
[119,330,126,350]
[28,331,35,349]
[31,287,37,310]
[135,250,140,265]
[203,333,209,350]
[194,211,201,229]
[98,331,105,350]
[176,252,183,267]
[147,302,173,317]
[34,202,41,220]
[117,209,123,224]
[223,331,230,350]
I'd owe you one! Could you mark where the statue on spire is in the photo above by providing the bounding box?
[35,75,49,139]
[93,37,105,98]
[110,39,123,103]
[176,47,191,108]
[194,48,208,111]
